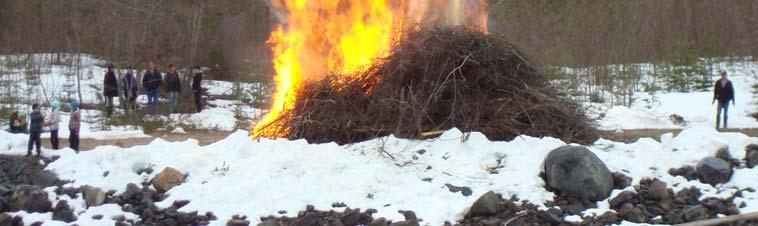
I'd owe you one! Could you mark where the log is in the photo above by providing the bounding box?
[673,212,758,226]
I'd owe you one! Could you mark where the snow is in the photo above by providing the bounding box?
[1,125,753,226]
[166,108,238,131]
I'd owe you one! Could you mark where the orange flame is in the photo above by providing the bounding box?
[253,0,488,139]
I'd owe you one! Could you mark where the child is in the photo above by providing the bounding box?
[27,104,44,157]
[69,100,81,152]
[47,100,61,150]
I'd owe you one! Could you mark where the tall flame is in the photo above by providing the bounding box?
[253,0,488,138]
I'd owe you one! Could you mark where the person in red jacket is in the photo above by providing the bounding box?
[712,70,735,129]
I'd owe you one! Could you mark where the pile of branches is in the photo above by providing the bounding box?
[262,27,598,144]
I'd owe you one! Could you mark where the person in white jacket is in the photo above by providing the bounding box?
[46,100,62,150]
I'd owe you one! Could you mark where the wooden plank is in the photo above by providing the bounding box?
[673,212,758,226]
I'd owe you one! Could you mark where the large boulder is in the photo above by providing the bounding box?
[543,145,613,201]
[696,157,732,185]
[746,144,758,168]
[83,186,106,207]
[10,185,51,213]
[151,167,185,193]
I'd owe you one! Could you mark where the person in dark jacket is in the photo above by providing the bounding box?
[712,70,735,129]
[142,62,163,115]
[27,104,44,157]
[103,65,119,117]
[165,64,181,113]
[69,100,81,152]
[122,69,138,114]
[191,66,203,113]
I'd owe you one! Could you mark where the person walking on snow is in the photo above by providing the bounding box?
[27,104,44,157]
[103,65,119,117]
[69,100,81,152]
[191,65,203,113]
[46,100,61,150]
[142,62,163,115]
[123,69,139,114]
[165,64,181,113]
[712,70,735,129]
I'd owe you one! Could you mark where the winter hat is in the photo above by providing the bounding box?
[51,100,60,109]
[69,100,79,110]
[720,70,727,75]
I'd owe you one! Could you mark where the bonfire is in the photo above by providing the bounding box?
[253,0,597,144]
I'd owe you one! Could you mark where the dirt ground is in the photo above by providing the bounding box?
[41,130,236,151]
[36,128,758,151]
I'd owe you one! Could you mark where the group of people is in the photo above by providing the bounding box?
[9,100,81,156]
[9,61,204,157]
[102,62,204,116]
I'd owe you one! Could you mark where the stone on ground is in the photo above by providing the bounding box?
[10,185,51,213]
[151,167,185,193]
[696,157,733,185]
[543,145,613,201]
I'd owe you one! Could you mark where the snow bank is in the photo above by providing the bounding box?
[168,108,237,131]
[4,127,745,226]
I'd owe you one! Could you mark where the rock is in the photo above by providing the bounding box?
[306,204,315,212]
[292,212,318,226]
[341,211,362,225]
[684,205,708,221]
[696,157,733,185]
[83,186,106,207]
[669,114,685,125]
[92,214,104,220]
[30,170,57,188]
[111,214,126,222]
[609,191,637,209]
[151,167,185,193]
[618,203,644,223]
[172,200,191,209]
[444,184,473,197]
[52,200,77,222]
[467,191,501,217]
[389,221,419,226]
[227,219,250,226]
[746,144,758,168]
[543,145,614,201]
[10,185,51,213]
[668,166,699,180]
[257,220,281,226]
[612,172,632,189]
[646,179,671,200]
[115,222,130,226]
[538,208,563,224]
[398,210,417,221]
[121,183,142,199]
[479,218,501,226]
[368,217,387,226]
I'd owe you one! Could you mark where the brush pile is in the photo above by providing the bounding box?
[260,27,598,144]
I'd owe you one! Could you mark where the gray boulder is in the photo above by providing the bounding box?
[746,144,758,168]
[696,157,733,185]
[467,191,502,217]
[257,220,281,226]
[83,186,106,207]
[543,145,614,201]
[10,185,51,213]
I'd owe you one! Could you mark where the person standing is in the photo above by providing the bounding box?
[712,70,735,129]
[191,66,203,113]
[142,62,163,115]
[69,100,81,153]
[27,104,44,157]
[122,69,139,114]
[165,64,181,113]
[103,65,119,117]
[46,100,61,150]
